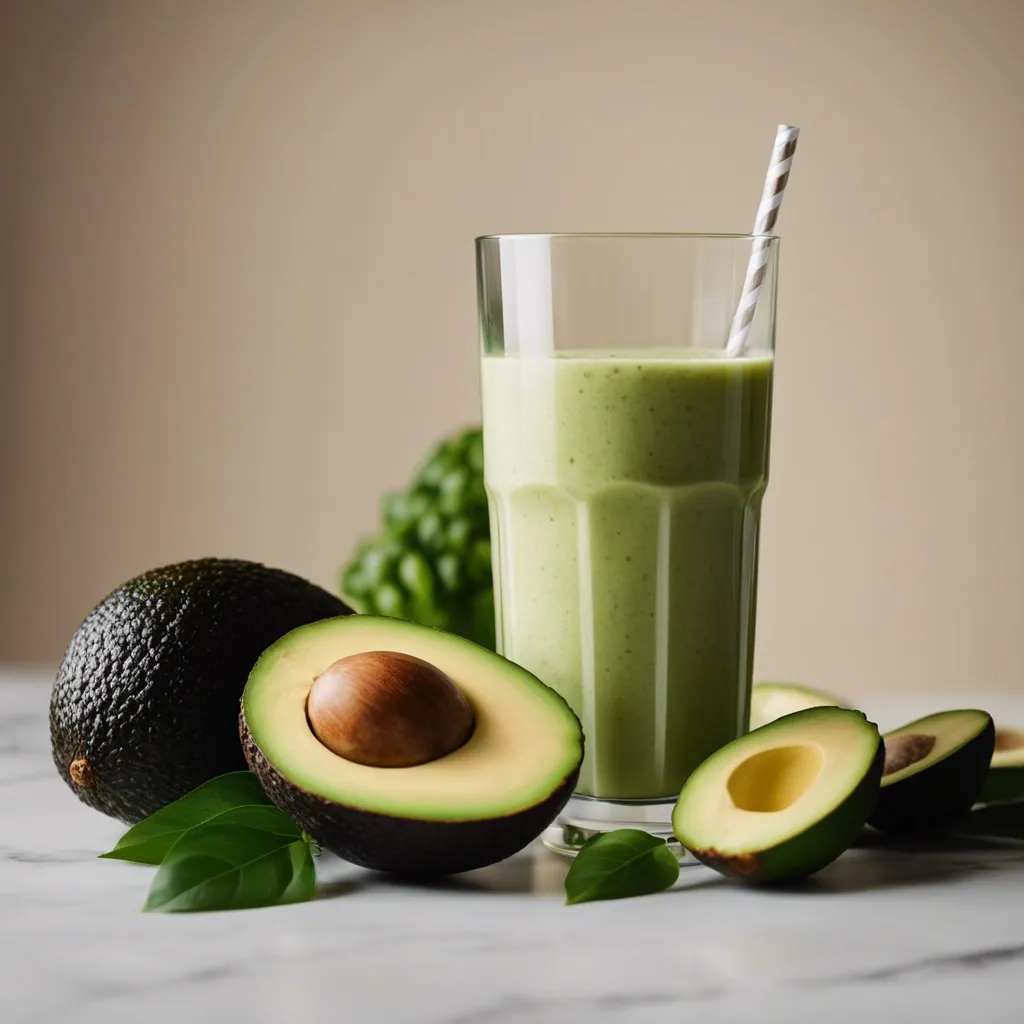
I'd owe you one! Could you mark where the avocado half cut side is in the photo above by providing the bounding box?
[868,709,995,834]
[979,726,1024,804]
[749,683,845,731]
[672,707,883,884]
[240,616,583,875]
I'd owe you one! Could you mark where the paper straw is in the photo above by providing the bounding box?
[499,236,553,356]
[725,124,800,356]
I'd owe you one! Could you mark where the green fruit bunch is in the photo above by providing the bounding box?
[341,427,495,650]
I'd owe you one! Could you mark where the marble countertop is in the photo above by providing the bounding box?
[2,670,1022,1023]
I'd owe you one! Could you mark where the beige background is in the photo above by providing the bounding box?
[2,0,1022,699]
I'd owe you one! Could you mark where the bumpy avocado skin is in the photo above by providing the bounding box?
[869,715,996,833]
[681,733,885,884]
[341,428,495,650]
[240,715,579,875]
[50,559,351,824]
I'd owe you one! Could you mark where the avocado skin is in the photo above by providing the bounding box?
[50,559,351,824]
[868,717,995,833]
[979,765,1024,805]
[684,735,885,884]
[240,715,579,875]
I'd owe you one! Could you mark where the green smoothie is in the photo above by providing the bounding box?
[481,349,773,800]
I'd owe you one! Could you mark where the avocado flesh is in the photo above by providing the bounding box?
[241,615,583,874]
[749,683,844,731]
[673,707,883,883]
[868,709,995,833]
[50,559,351,824]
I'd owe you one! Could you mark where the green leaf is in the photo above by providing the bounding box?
[204,804,301,836]
[100,772,272,865]
[949,801,1024,840]
[143,823,316,913]
[565,829,679,905]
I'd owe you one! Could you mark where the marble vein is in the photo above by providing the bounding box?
[447,990,704,1024]
[808,942,1024,987]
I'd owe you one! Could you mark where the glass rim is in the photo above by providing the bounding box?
[475,231,780,243]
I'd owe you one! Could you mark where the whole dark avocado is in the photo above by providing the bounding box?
[50,558,351,823]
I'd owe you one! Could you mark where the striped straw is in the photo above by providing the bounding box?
[725,124,800,356]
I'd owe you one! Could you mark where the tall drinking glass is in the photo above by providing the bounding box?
[477,234,778,854]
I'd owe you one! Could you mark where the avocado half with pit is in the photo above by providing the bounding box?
[869,709,995,833]
[672,707,883,883]
[240,615,583,875]
[749,683,845,731]
[979,726,1024,804]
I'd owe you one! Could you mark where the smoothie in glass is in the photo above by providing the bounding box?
[481,349,773,800]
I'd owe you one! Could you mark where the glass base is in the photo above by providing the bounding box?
[543,794,697,864]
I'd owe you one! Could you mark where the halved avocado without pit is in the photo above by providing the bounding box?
[672,707,883,884]
[749,683,845,731]
[979,725,1024,805]
[869,709,995,834]
[240,616,583,875]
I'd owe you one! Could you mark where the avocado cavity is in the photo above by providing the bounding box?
[726,744,824,813]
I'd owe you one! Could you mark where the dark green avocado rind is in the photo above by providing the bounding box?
[868,713,995,834]
[240,713,579,875]
[684,736,884,884]
[50,559,351,824]
[980,765,1024,805]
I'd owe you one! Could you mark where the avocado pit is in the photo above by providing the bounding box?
[306,650,474,768]
[883,733,936,776]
